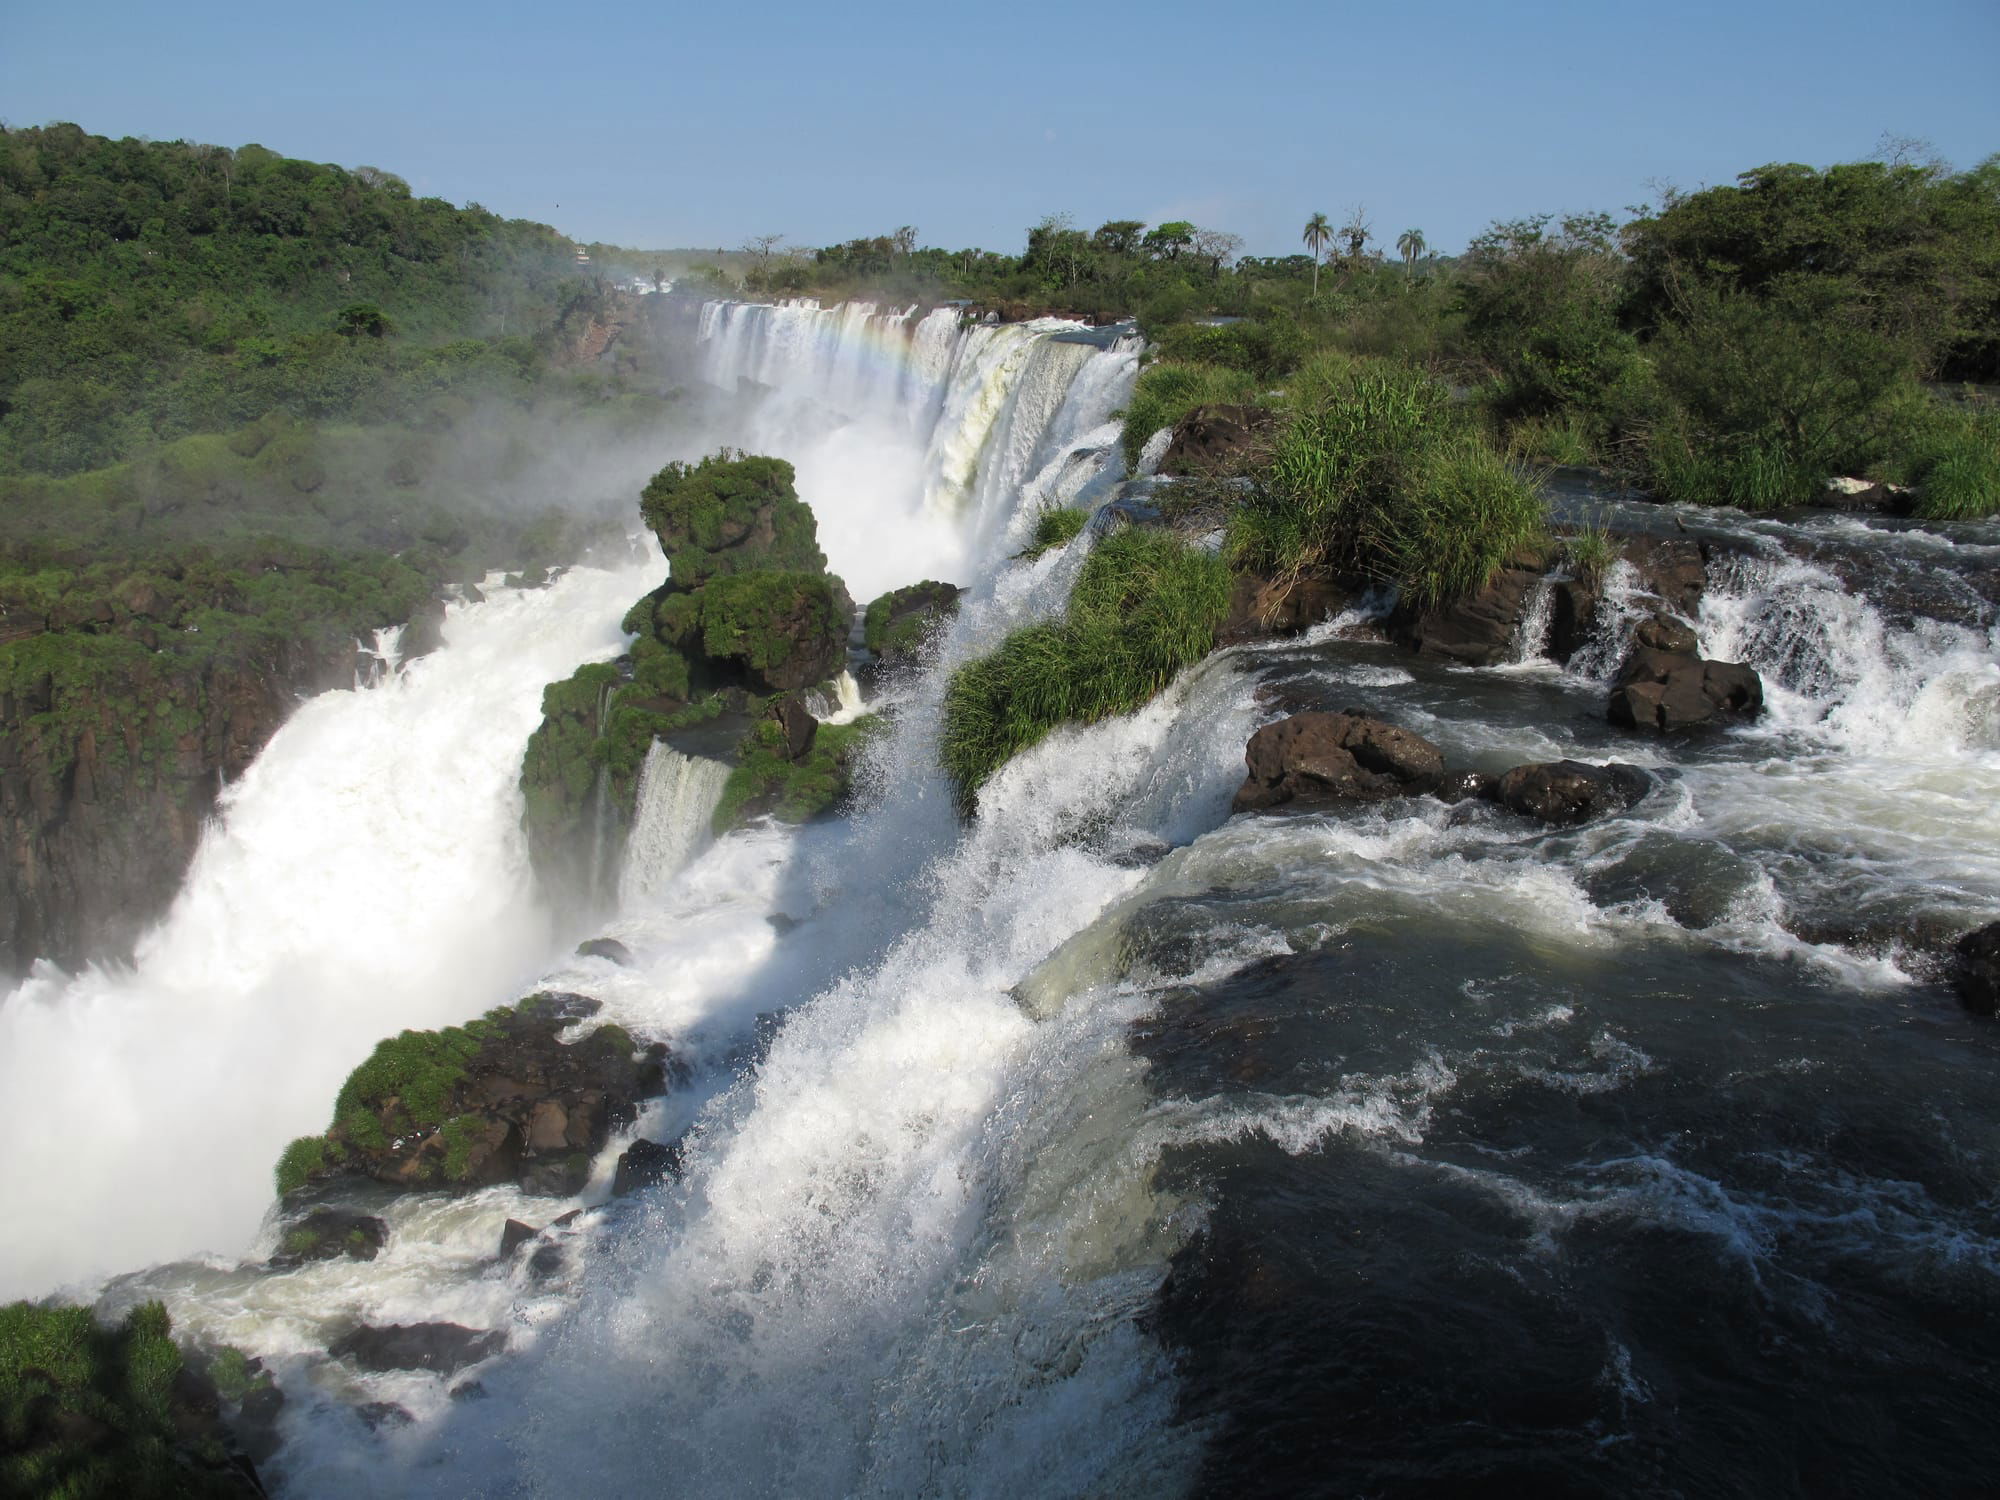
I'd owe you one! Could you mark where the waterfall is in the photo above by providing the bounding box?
[618,741,731,910]
[0,558,655,1300]
[690,299,1139,602]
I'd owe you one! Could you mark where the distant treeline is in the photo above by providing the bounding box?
[0,123,616,478]
[734,152,2000,517]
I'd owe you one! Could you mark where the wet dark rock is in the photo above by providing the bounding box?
[1547,577,1599,665]
[611,1136,685,1198]
[770,695,819,761]
[449,1380,488,1402]
[1624,537,1712,618]
[1435,769,1498,804]
[1950,921,2000,1016]
[1391,547,1546,667]
[235,1380,287,1467]
[1233,712,1446,813]
[529,989,604,1021]
[527,1243,567,1279]
[576,937,633,965]
[268,1208,387,1268]
[357,1401,414,1431]
[329,1323,504,1375]
[1159,404,1279,477]
[1608,619,1763,732]
[1495,761,1654,826]
[398,599,447,663]
[1217,572,1354,646]
[499,1218,538,1257]
[767,913,800,935]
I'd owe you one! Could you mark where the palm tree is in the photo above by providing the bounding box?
[1396,227,1427,279]
[1303,211,1332,299]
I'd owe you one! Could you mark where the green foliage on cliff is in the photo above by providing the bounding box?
[655,570,846,688]
[0,122,596,477]
[639,452,827,585]
[1119,362,1263,467]
[940,529,1230,812]
[713,714,881,833]
[1,1299,254,1498]
[1228,362,1545,607]
[1020,507,1088,561]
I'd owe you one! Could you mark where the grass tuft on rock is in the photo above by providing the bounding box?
[940,528,1230,812]
[1020,505,1089,560]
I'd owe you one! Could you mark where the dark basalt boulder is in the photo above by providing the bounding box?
[329,1323,503,1375]
[1624,537,1710,619]
[612,1136,686,1197]
[268,1208,387,1268]
[1435,769,1498,804]
[770,695,819,762]
[1159,404,1279,477]
[1950,921,2000,1016]
[1494,761,1654,826]
[498,1218,538,1257]
[1391,547,1547,667]
[1217,572,1354,646]
[1547,577,1600,665]
[1607,616,1763,732]
[1233,712,1446,813]
[576,936,633,965]
[279,992,669,1198]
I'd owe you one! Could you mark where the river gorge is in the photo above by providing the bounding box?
[3,298,1996,1497]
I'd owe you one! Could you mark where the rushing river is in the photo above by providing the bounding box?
[4,301,1997,1496]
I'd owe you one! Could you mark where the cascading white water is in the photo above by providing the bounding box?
[692,299,1138,600]
[0,557,656,1301]
[617,740,731,911]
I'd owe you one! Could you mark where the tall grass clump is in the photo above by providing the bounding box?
[939,528,1231,812]
[1645,423,1818,511]
[1119,361,1261,467]
[1225,360,1545,603]
[1020,503,1088,559]
[1558,522,1619,588]
[1904,402,2000,520]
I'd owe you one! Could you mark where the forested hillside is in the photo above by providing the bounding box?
[0,123,594,476]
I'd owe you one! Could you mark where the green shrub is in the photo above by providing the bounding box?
[1504,412,1595,467]
[1559,523,1620,589]
[1120,361,1262,467]
[1,1300,249,1497]
[274,1136,328,1197]
[1902,400,2000,520]
[1225,362,1545,604]
[1021,505,1088,559]
[638,452,827,585]
[940,528,1230,811]
[713,715,882,833]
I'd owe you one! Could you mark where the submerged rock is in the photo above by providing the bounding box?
[329,1323,503,1375]
[268,1208,387,1268]
[611,1136,685,1198]
[1607,616,1763,732]
[575,936,633,965]
[1494,761,1654,826]
[1233,712,1445,812]
[1950,921,2000,1016]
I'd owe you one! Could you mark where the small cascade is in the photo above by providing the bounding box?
[1508,575,1557,663]
[618,741,732,910]
[804,670,865,725]
[1564,558,1649,680]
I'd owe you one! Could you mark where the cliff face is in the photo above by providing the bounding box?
[0,546,434,977]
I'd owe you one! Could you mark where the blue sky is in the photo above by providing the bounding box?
[4,0,1995,258]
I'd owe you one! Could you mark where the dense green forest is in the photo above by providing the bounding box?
[738,153,2000,519]
[0,123,599,476]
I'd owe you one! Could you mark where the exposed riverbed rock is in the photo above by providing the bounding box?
[1390,547,1547,667]
[1233,712,1445,812]
[1494,761,1655,826]
[277,991,670,1199]
[328,1323,503,1375]
[1950,921,2000,1016]
[576,936,633,965]
[1159,404,1280,478]
[1607,616,1763,732]
[1216,572,1355,646]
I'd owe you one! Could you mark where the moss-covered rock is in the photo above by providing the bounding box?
[862,580,961,665]
[275,992,669,1199]
[714,713,882,834]
[638,452,827,586]
[0,1299,263,1497]
[657,571,849,695]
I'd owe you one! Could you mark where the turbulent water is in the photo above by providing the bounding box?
[7,300,2000,1496]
